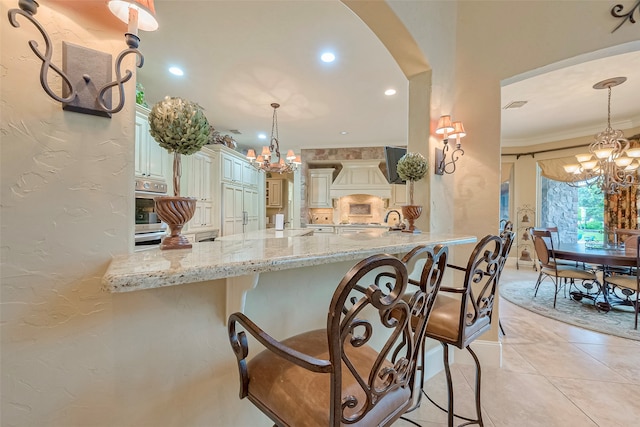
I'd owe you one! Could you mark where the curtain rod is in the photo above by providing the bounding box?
[501,143,589,159]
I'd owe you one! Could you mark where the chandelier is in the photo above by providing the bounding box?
[246,103,300,174]
[563,77,639,194]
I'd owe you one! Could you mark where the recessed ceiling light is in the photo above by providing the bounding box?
[169,66,184,76]
[320,52,336,63]
[384,89,397,96]
[340,131,349,135]
[258,133,267,140]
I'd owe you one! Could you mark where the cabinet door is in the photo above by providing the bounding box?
[222,153,243,183]
[135,107,168,181]
[134,112,147,178]
[308,171,333,208]
[391,184,408,207]
[190,151,213,201]
[222,184,244,235]
[243,162,258,188]
[266,179,283,208]
[243,187,260,232]
[146,138,167,181]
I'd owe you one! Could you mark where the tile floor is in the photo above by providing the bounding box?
[401,265,640,427]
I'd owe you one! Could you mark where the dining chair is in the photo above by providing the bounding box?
[228,245,447,427]
[498,222,515,335]
[531,229,600,308]
[603,235,640,329]
[613,228,640,247]
[417,234,507,427]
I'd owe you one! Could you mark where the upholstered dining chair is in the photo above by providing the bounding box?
[604,235,640,329]
[531,229,599,308]
[228,245,447,427]
[418,234,508,427]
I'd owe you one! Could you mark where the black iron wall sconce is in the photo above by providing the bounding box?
[7,0,158,118]
[434,115,467,175]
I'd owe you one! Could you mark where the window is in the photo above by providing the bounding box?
[540,176,604,244]
[500,181,510,222]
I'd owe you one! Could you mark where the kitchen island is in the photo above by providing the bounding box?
[102,228,476,323]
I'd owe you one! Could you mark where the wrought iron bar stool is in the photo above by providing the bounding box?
[418,234,509,427]
[228,245,447,427]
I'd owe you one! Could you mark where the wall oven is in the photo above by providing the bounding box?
[135,178,168,249]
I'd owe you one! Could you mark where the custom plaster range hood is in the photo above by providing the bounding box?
[330,160,391,199]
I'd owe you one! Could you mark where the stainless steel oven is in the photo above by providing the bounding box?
[135,178,168,249]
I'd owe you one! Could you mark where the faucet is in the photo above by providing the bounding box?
[384,210,402,228]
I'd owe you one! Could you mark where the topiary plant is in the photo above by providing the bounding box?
[148,96,211,196]
[397,152,428,205]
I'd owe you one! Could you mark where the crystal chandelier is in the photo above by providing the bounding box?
[246,103,300,174]
[563,77,639,194]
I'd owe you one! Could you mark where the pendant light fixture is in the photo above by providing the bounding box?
[246,103,300,174]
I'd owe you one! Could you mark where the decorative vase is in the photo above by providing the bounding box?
[401,205,423,233]
[154,196,197,250]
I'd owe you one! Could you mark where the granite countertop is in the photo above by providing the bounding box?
[102,228,476,293]
[307,223,391,228]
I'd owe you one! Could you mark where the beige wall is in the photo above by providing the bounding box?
[2,0,639,425]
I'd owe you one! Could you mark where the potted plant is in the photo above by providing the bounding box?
[148,96,211,249]
[396,152,428,233]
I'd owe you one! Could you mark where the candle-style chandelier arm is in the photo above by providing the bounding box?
[246,103,299,174]
[563,77,637,194]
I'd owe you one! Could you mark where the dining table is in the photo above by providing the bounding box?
[554,242,636,311]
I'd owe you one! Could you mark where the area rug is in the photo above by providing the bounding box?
[500,279,640,341]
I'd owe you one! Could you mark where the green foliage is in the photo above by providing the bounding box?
[135,83,148,107]
[148,96,211,156]
[397,152,428,182]
[577,182,604,225]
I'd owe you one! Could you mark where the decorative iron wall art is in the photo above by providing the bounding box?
[611,0,640,33]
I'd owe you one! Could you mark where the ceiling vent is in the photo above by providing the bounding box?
[503,100,528,109]
[229,129,242,134]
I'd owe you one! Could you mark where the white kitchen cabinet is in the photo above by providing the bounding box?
[210,145,265,235]
[308,168,335,208]
[221,151,244,184]
[222,184,261,235]
[135,105,170,182]
[390,184,408,207]
[306,225,335,234]
[266,179,284,208]
[181,147,215,232]
[243,162,259,188]
[243,187,260,232]
[222,183,245,235]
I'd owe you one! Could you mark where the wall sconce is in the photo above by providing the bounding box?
[7,0,158,118]
[434,115,467,175]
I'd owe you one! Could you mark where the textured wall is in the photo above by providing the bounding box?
[2,0,639,426]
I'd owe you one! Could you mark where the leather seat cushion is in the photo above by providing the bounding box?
[424,293,490,347]
[606,274,639,291]
[247,329,411,427]
[541,266,597,280]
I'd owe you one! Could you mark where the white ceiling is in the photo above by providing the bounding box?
[137,1,640,155]
[138,0,408,155]
[501,46,640,148]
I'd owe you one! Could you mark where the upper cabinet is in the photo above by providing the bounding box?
[134,105,170,182]
[308,168,335,208]
[221,151,244,184]
[266,179,284,208]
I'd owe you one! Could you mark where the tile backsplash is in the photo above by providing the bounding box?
[310,194,387,224]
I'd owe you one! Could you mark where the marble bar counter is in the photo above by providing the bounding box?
[102,228,475,294]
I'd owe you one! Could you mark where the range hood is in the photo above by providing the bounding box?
[330,160,391,199]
